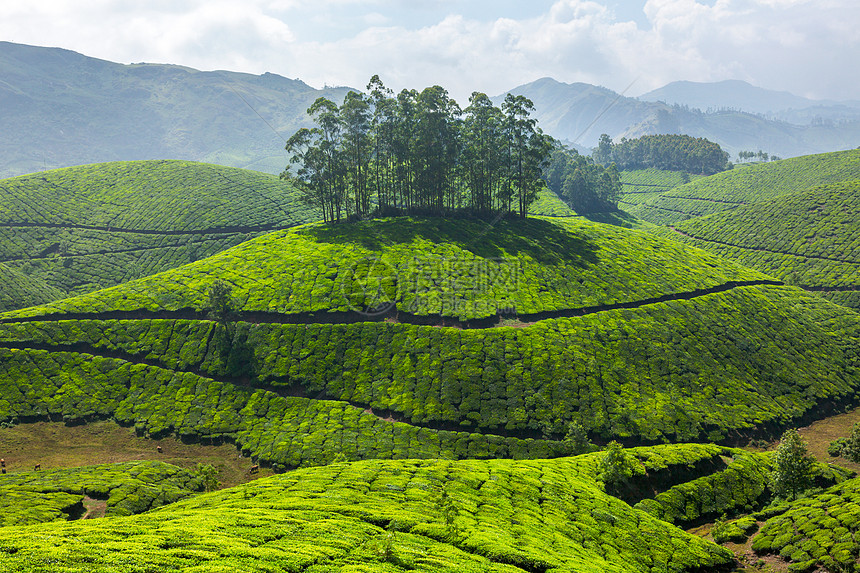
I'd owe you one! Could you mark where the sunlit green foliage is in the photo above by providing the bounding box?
[0,450,736,572]
[0,348,568,468]
[0,263,63,313]
[752,476,860,571]
[635,451,772,524]
[631,149,860,224]
[0,461,204,525]
[0,283,857,445]
[1,216,767,321]
[618,168,704,210]
[771,429,816,501]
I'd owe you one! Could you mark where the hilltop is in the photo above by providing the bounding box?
[0,216,857,463]
[0,160,319,308]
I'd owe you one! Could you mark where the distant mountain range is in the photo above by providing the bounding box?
[502,78,860,159]
[0,41,352,178]
[2,41,859,178]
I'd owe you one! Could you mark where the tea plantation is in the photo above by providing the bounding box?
[0,461,205,526]
[0,216,770,321]
[0,160,320,307]
[0,262,63,313]
[0,445,759,572]
[749,475,860,571]
[0,217,858,451]
[617,168,703,211]
[668,179,860,310]
[629,149,860,225]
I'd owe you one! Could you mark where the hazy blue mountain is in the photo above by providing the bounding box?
[639,79,860,124]
[500,78,860,160]
[3,42,858,177]
[0,41,353,178]
[639,80,815,114]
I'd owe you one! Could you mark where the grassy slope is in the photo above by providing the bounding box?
[0,218,858,451]
[0,160,319,307]
[630,149,860,224]
[0,445,742,572]
[668,179,860,309]
[527,187,576,217]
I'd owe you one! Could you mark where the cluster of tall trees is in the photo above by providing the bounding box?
[543,147,622,213]
[283,76,553,222]
[593,133,730,174]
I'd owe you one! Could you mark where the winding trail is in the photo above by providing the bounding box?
[0,280,784,329]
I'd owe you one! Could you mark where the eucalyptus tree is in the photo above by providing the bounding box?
[463,92,505,213]
[340,91,372,216]
[414,85,462,213]
[366,75,397,213]
[502,94,553,218]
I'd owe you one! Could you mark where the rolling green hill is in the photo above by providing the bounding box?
[629,149,860,224]
[0,160,320,309]
[0,445,756,572]
[0,461,205,526]
[0,217,857,460]
[668,179,860,310]
[0,444,853,572]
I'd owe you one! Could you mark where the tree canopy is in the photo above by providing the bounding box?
[594,134,730,175]
[543,146,622,214]
[283,76,553,222]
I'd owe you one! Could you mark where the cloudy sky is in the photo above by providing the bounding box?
[2,0,858,102]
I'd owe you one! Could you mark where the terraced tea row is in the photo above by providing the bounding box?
[666,179,860,309]
[618,168,703,209]
[628,150,860,225]
[0,347,570,469]
[1,282,857,445]
[0,446,744,572]
[0,160,321,306]
[0,263,63,313]
[0,217,768,322]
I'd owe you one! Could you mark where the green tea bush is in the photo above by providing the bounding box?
[0,451,735,572]
[753,476,860,571]
[1,216,768,321]
[0,461,204,525]
[0,282,857,445]
[670,179,860,309]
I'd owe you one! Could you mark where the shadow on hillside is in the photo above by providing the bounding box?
[299,217,600,267]
[581,210,639,229]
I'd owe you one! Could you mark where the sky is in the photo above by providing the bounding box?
[2,0,858,103]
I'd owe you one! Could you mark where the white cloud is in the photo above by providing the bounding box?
[0,0,857,100]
